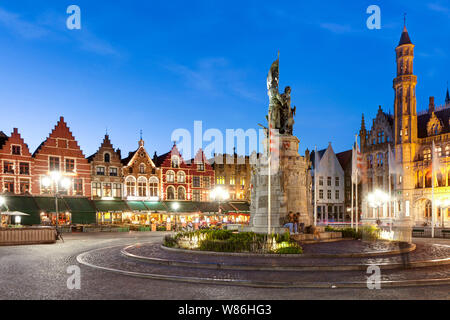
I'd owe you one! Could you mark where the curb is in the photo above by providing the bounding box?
[160,241,416,258]
[118,243,448,272]
[77,246,450,289]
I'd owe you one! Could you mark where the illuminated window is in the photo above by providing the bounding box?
[138,177,147,197]
[166,171,175,183]
[149,177,158,197]
[166,186,175,200]
[216,176,225,185]
[177,186,185,200]
[177,171,186,183]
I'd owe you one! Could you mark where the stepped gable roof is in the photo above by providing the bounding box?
[32,116,84,158]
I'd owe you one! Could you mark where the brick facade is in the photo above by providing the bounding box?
[0,128,34,195]
[32,117,91,197]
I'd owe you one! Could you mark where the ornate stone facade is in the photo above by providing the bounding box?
[360,26,450,227]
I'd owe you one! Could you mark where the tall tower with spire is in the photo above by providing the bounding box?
[394,24,417,146]
[359,114,367,151]
[393,22,418,223]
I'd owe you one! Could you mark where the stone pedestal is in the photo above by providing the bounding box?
[249,135,312,234]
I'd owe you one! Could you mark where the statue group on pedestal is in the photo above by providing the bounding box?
[266,58,296,135]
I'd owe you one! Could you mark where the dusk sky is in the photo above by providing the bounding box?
[0,0,449,159]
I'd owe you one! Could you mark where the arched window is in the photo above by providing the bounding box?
[177,171,186,183]
[446,145,450,157]
[166,186,175,200]
[104,153,110,163]
[125,177,136,197]
[425,171,432,188]
[416,171,423,188]
[137,177,147,197]
[437,171,444,187]
[425,201,432,218]
[171,156,179,168]
[376,153,383,167]
[166,170,175,183]
[149,177,159,197]
[367,155,373,169]
[139,163,146,174]
[177,186,185,200]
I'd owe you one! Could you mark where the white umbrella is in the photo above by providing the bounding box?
[1,211,30,216]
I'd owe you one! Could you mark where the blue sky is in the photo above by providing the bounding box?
[0,0,449,158]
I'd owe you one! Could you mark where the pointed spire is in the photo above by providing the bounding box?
[398,18,412,46]
[446,82,450,105]
[361,114,366,131]
[138,129,144,147]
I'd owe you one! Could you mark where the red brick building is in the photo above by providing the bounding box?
[32,117,91,197]
[0,128,34,195]
[156,144,214,201]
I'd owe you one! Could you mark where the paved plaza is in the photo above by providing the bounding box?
[0,232,449,300]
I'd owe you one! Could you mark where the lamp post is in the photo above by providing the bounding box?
[210,186,230,218]
[367,189,390,227]
[42,172,71,229]
[172,202,179,231]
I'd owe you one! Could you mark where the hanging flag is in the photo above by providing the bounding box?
[269,124,279,174]
[352,140,363,183]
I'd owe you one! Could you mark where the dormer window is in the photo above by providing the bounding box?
[197,163,204,171]
[104,153,110,163]
[139,163,146,174]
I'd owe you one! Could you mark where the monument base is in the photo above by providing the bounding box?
[249,135,312,234]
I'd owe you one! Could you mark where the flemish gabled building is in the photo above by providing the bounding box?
[32,117,91,197]
[0,128,33,195]
[155,143,190,201]
[190,148,215,202]
[360,25,450,227]
[88,134,123,200]
[121,137,161,200]
[155,144,215,202]
[212,152,252,201]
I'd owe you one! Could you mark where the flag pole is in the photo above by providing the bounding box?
[314,146,317,227]
[268,112,272,236]
[431,140,435,238]
[388,145,392,233]
[355,134,359,232]
[351,146,354,229]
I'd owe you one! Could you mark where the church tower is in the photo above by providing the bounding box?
[393,23,417,223]
[393,25,417,147]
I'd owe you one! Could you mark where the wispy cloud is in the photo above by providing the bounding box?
[164,58,262,102]
[0,6,119,57]
[319,22,353,34]
[0,8,48,39]
[427,3,450,16]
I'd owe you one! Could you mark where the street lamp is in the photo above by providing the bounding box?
[368,189,390,226]
[210,186,230,215]
[42,172,71,229]
[172,202,179,231]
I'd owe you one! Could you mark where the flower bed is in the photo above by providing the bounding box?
[164,230,302,254]
[325,225,380,240]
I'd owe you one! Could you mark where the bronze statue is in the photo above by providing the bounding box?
[266,57,295,135]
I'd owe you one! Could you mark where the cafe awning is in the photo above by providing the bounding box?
[143,201,167,212]
[34,196,70,213]
[93,200,129,212]
[64,198,96,224]
[127,201,148,212]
